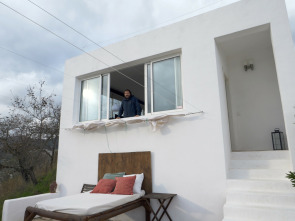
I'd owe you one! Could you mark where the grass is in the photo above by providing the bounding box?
[0,167,56,221]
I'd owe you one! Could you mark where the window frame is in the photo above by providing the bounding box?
[144,54,183,116]
[78,54,183,123]
[100,73,110,121]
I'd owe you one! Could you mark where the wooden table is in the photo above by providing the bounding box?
[143,193,177,221]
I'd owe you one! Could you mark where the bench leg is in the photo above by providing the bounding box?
[145,208,151,221]
[24,210,36,221]
[144,200,151,221]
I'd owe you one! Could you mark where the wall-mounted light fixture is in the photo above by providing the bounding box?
[244,60,254,71]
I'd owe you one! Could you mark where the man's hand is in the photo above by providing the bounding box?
[116,117,121,119]
[135,115,139,117]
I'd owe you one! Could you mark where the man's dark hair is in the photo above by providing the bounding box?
[124,89,132,95]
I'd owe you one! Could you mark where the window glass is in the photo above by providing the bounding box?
[152,56,182,112]
[80,77,100,121]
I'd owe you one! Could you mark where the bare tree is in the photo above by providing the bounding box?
[0,82,60,185]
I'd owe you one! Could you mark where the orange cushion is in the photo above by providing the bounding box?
[91,179,116,194]
[112,176,136,195]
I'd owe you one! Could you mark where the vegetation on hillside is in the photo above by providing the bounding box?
[0,81,60,220]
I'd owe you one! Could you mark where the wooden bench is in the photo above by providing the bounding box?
[24,151,152,221]
[80,184,96,193]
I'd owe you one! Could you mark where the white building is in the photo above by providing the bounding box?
[23,0,295,220]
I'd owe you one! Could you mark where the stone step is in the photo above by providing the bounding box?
[226,190,295,208]
[231,150,290,160]
[224,151,293,220]
[230,159,291,169]
[227,179,295,193]
[228,169,288,180]
[224,204,295,221]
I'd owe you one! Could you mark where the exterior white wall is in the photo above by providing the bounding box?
[58,0,295,220]
[225,35,286,151]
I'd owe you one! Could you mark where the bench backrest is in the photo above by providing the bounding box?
[98,151,152,194]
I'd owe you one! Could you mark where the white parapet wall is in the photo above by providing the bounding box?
[2,192,60,221]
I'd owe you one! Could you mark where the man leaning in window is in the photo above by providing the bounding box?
[116,89,142,119]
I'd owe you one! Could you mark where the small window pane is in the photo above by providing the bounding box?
[80,78,100,121]
[100,75,108,120]
[152,56,182,112]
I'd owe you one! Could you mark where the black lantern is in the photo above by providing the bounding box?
[271,128,285,150]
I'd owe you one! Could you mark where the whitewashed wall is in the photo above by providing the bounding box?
[58,0,295,220]
[215,44,231,176]
[226,42,286,151]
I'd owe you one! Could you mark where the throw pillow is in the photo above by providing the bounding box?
[91,179,116,194]
[103,172,125,180]
[112,176,136,195]
[124,173,144,194]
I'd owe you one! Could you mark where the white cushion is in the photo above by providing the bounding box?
[123,173,144,194]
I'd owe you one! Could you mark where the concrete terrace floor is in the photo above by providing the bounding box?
[34,218,57,221]
[33,218,114,221]
[33,218,55,220]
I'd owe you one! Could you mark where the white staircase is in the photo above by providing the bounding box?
[223,150,295,221]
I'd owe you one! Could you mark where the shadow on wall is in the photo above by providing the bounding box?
[174,196,214,221]
[159,114,205,135]
[57,183,67,197]
[154,184,213,220]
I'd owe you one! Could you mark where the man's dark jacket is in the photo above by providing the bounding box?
[118,95,142,117]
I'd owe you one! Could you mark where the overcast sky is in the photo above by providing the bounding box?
[0,0,294,115]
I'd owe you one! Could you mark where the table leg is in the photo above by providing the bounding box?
[158,197,174,221]
[152,199,166,221]
[145,199,160,221]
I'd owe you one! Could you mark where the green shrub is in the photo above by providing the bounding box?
[286,171,295,187]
